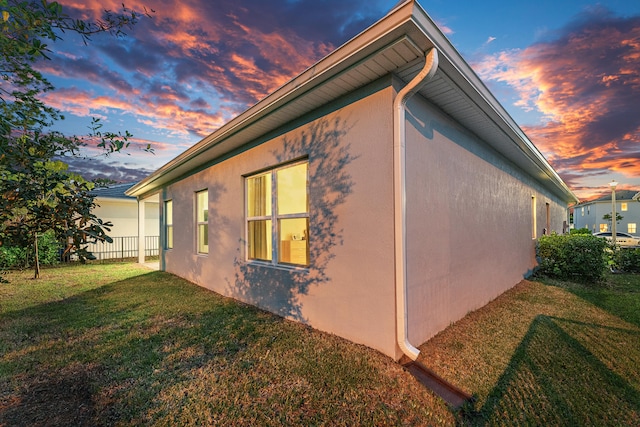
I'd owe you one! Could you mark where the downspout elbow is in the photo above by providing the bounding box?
[393,48,439,361]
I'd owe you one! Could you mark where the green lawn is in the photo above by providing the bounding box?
[1,264,638,426]
[422,275,640,426]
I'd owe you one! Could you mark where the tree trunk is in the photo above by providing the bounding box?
[34,233,40,279]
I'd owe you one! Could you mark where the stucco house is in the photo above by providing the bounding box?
[88,183,159,260]
[127,0,577,361]
[572,189,640,235]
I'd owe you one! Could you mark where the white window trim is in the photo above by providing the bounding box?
[196,190,208,254]
[245,160,309,267]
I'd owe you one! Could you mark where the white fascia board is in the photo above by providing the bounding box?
[127,0,577,205]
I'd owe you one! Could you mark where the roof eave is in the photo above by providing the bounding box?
[406,6,578,204]
[126,1,423,198]
[126,0,577,205]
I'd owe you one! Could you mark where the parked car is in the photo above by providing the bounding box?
[593,231,640,248]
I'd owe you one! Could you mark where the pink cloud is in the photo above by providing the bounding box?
[50,0,336,139]
[42,87,228,141]
[474,8,640,199]
[436,21,454,35]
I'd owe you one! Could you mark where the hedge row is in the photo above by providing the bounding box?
[537,233,640,283]
[615,248,640,273]
[536,233,609,283]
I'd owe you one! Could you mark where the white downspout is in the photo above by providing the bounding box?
[393,48,439,361]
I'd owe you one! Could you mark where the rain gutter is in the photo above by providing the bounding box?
[393,47,439,361]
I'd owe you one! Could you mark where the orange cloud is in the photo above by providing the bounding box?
[475,8,640,200]
[43,1,424,181]
[42,87,228,142]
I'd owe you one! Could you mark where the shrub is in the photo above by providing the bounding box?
[0,230,61,269]
[0,246,28,269]
[36,230,61,266]
[536,233,608,283]
[615,248,640,273]
[570,227,592,235]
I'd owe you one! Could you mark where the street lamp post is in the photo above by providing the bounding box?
[610,180,618,246]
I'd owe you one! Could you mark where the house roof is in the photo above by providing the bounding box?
[576,189,640,205]
[91,183,135,200]
[127,0,577,204]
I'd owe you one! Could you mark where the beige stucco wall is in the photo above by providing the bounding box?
[403,92,568,350]
[158,77,570,360]
[161,83,400,357]
[93,198,159,237]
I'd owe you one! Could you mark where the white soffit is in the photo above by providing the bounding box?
[127,31,427,197]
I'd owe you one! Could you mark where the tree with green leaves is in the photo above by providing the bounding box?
[602,212,623,228]
[0,0,153,278]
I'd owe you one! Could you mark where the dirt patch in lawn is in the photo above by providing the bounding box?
[0,363,104,427]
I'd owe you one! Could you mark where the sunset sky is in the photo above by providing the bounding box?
[38,0,640,200]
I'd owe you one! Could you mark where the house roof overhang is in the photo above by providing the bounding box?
[126,0,578,205]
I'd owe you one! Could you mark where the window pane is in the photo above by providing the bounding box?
[629,223,637,234]
[247,173,271,217]
[277,163,308,215]
[197,191,208,254]
[165,200,173,224]
[621,203,628,212]
[248,220,272,260]
[198,224,208,253]
[278,218,309,265]
[197,191,208,222]
[165,200,173,250]
[166,225,173,249]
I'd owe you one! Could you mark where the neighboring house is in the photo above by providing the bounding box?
[572,190,640,235]
[88,183,160,259]
[127,1,577,361]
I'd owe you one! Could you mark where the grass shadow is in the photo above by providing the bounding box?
[571,274,640,328]
[538,273,640,328]
[463,314,640,426]
[1,267,451,425]
[0,271,282,426]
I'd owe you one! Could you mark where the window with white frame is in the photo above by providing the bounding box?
[600,223,608,232]
[581,207,584,216]
[164,200,173,249]
[246,161,309,266]
[196,190,208,254]
[629,223,637,234]
[621,202,628,212]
